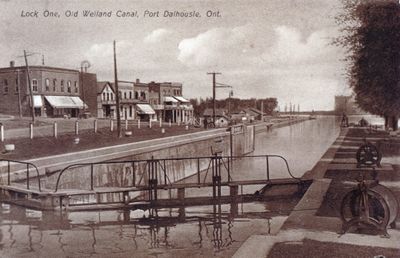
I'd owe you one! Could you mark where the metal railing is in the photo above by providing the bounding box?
[0,159,41,191]
[54,154,298,192]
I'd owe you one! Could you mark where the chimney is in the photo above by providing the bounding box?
[136,78,140,84]
[10,61,15,68]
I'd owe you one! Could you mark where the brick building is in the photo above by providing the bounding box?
[146,80,193,123]
[0,62,90,118]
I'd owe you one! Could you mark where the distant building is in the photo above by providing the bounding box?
[203,108,230,127]
[334,95,364,115]
[0,62,89,118]
[142,80,193,123]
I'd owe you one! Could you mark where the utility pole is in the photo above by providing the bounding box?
[24,50,35,122]
[16,70,22,118]
[113,40,122,137]
[207,72,221,125]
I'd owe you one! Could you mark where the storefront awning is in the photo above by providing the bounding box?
[136,104,156,115]
[45,96,88,109]
[33,95,43,108]
[173,96,190,103]
[164,96,178,103]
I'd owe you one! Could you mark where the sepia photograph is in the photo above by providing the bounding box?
[0,0,399,257]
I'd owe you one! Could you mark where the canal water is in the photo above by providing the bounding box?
[0,117,341,258]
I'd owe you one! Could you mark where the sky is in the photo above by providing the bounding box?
[0,0,350,111]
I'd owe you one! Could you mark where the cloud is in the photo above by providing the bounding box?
[261,26,337,67]
[177,25,262,68]
[143,28,174,44]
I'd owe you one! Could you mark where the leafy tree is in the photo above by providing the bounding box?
[336,0,400,130]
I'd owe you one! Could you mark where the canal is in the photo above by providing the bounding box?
[0,116,341,257]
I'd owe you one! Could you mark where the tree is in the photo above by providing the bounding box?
[336,0,400,130]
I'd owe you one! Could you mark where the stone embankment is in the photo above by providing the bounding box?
[234,127,400,258]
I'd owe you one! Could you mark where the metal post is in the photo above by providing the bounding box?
[7,161,10,185]
[149,119,152,128]
[132,162,136,187]
[197,158,200,185]
[110,119,114,132]
[0,123,4,142]
[94,119,98,133]
[26,164,30,189]
[53,122,57,138]
[159,119,162,127]
[266,156,270,181]
[138,119,141,129]
[90,164,94,190]
[29,123,33,139]
[125,119,128,130]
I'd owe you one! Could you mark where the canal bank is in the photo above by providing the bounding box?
[234,127,400,258]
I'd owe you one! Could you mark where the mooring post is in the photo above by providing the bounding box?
[53,122,57,138]
[0,123,4,142]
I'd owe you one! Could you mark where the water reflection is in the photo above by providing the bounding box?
[0,117,341,257]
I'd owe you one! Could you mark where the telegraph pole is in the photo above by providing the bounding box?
[207,72,221,124]
[24,50,35,122]
[113,40,122,137]
[16,70,22,118]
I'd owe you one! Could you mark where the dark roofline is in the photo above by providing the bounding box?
[0,65,80,73]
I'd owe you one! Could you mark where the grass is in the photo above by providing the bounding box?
[0,125,205,160]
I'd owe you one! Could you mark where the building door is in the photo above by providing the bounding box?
[105,105,111,117]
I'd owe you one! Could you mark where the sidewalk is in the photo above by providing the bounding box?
[234,127,400,258]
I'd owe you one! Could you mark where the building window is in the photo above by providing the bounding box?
[74,81,78,93]
[129,106,132,117]
[124,92,127,99]
[107,93,110,101]
[140,91,146,100]
[45,78,50,91]
[4,86,8,94]
[111,93,113,101]
[103,92,106,100]
[53,79,57,91]
[15,86,19,93]
[129,92,132,99]
[61,80,64,92]
[135,91,139,99]
[67,81,71,93]
[32,79,38,92]
[4,79,8,86]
